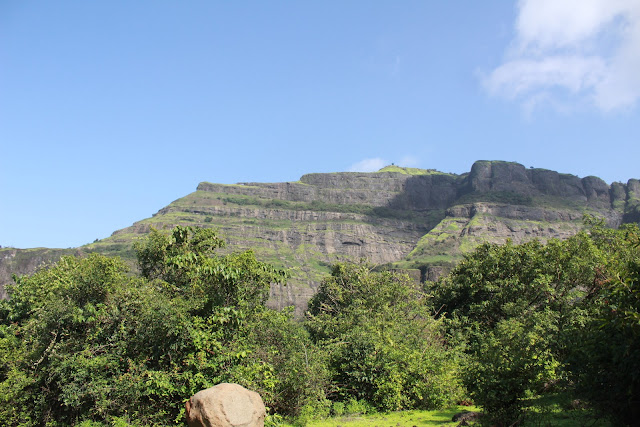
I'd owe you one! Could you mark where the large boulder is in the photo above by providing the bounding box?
[185,383,266,427]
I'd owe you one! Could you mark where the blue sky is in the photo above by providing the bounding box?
[2,1,639,248]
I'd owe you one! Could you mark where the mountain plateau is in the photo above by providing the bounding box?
[2,160,638,314]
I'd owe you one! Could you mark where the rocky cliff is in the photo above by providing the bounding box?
[2,161,638,314]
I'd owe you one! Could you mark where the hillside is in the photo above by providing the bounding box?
[2,160,639,313]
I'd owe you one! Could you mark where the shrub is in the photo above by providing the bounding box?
[306,263,464,412]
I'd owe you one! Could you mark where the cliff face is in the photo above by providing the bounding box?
[197,170,460,210]
[465,161,619,209]
[1,161,637,314]
[0,248,80,298]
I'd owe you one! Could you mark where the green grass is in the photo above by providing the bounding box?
[377,165,454,176]
[276,393,613,427]
[288,406,479,427]
[521,393,612,427]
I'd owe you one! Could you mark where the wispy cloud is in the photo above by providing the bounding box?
[347,158,388,172]
[399,155,420,167]
[484,0,640,113]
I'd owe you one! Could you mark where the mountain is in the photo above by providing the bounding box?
[2,160,639,313]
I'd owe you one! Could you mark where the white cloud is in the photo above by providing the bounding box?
[347,158,388,172]
[486,55,606,97]
[484,0,640,112]
[399,155,420,167]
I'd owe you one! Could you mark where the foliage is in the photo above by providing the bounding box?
[228,307,330,418]
[134,226,286,313]
[465,315,555,424]
[306,263,463,412]
[431,233,605,425]
[432,218,640,426]
[0,226,288,426]
[564,222,640,426]
[0,254,183,425]
[3,220,638,426]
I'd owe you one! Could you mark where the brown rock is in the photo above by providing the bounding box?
[452,410,482,425]
[186,383,266,427]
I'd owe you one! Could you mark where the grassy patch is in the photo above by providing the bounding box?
[377,165,454,176]
[281,395,612,427]
[456,191,534,206]
[531,194,591,211]
[287,406,479,427]
[522,393,612,427]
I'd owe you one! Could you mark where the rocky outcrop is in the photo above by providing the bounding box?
[186,383,266,427]
[624,179,640,223]
[1,161,638,314]
[402,202,590,273]
[0,248,79,298]
[465,161,609,203]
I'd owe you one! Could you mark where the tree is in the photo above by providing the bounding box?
[134,226,285,313]
[306,263,463,412]
[230,307,330,419]
[0,254,183,425]
[0,226,290,425]
[431,218,640,426]
[430,234,605,425]
[565,222,640,426]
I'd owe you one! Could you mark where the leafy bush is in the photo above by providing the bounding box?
[331,401,345,417]
[306,263,464,412]
[0,227,290,426]
[432,219,640,426]
[228,307,330,418]
[344,398,374,415]
[565,223,640,426]
[430,232,604,425]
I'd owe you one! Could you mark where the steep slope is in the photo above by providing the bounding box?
[82,169,455,313]
[2,161,638,314]
[395,161,634,276]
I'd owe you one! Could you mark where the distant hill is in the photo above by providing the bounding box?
[2,160,639,313]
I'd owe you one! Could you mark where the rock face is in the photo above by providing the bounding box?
[466,161,613,205]
[0,248,79,299]
[186,383,266,427]
[1,161,638,314]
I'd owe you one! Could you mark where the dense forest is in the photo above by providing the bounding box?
[1,218,638,426]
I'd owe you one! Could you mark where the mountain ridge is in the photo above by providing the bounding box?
[2,160,639,312]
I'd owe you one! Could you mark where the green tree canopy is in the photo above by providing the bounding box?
[306,263,463,412]
[564,222,640,426]
[431,219,640,426]
[0,226,292,426]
